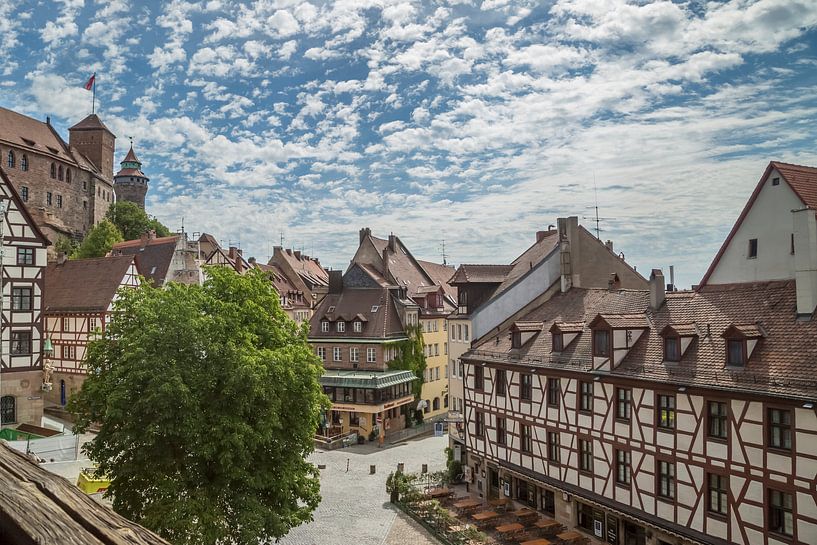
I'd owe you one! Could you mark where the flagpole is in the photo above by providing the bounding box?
[92,72,96,115]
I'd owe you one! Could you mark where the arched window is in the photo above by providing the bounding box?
[0,395,15,425]
[20,155,28,171]
[50,163,56,178]
[424,399,431,414]
[7,150,14,168]
[432,397,440,411]
[66,169,71,183]
[58,165,63,181]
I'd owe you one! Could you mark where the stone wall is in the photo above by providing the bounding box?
[0,144,113,241]
[1,369,45,425]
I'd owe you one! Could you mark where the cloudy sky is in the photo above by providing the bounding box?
[2,0,817,287]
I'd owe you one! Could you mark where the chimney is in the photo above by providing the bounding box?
[388,234,397,251]
[608,273,621,290]
[650,269,665,310]
[294,250,301,259]
[328,270,343,294]
[557,216,581,291]
[359,227,371,244]
[605,240,614,252]
[140,229,156,244]
[57,252,68,265]
[536,230,549,243]
[248,257,257,266]
[793,207,817,317]
[46,116,51,125]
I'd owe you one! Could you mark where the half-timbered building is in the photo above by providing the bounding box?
[461,165,817,545]
[42,255,140,407]
[0,167,50,427]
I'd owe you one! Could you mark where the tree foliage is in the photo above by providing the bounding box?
[106,201,171,240]
[73,219,124,259]
[54,235,79,257]
[387,324,427,399]
[70,267,328,544]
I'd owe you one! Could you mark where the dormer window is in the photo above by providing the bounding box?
[727,339,746,366]
[511,332,522,349]
[552,333,563,352]
[336,321,345,333]
[660,324,697,362]
[371,305,380,313]
[593,329,610,357]
[321,320,329,333]
[722,324,763,367]
[664,336,680,362]
[353,321,362,333]
[328,306,336,313]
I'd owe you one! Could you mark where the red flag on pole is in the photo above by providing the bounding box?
[83,73,95,91]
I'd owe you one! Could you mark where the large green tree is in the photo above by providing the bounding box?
[73,219,124,259]
[71,267,327,544]
[106,201,171,240]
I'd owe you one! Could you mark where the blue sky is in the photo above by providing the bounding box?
[2,0,817,287]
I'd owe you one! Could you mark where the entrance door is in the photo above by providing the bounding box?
[623,522,646,545]
[60,380,67,406]
[489,468,499,499]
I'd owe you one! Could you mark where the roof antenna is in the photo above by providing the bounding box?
[440,239,448,266]
[280,231,285,247]
[583,172,615,239]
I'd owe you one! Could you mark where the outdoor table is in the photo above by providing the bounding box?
[556,530,585,543]
[512,507,538,522]
[425,487,451,499]
[495,522,525,536]
[472,510,499,522]
[533,518,563,532]
[521,539,553,545]
[453,499,482,511]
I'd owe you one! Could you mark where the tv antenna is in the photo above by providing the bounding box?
[440,239,449,266]
[583,174,615,239]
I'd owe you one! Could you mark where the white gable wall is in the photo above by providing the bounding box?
[708,168,804,284]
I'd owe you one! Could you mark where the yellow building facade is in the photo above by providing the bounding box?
[420,315,449,420]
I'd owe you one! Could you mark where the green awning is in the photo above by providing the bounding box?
[320,369,417,390]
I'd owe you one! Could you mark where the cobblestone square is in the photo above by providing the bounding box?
[278,434,448,545]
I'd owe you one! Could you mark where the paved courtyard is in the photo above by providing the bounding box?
[279,434,448,545]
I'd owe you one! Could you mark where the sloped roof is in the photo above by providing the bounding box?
[0,107,71,161]
[449,264,514,284]
[493,230,559,297]
[115,167,146,178]
[417,259,457,300]
[258,263,310,309]
[69,113,114,134]
[309,287,405,339]
[319,369,417,389]
[110,236,178,287]
[44,255,137,312]
[273,247,329,289]
[470,281,817,400]
[122,146,141,164]
[773,161,817,208]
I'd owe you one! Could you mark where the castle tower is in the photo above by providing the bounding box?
[113,145,149,209]
[68,114,115,181]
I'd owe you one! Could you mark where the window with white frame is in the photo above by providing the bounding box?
[353,321,362,332]
[321,320,329,332]
[333,347,342,361]
[367,347,376,363]
[350,347,359,362]
[317,347,326,361]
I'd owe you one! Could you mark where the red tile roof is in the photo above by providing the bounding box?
[309,287,405,340]
[110,236,179,286]
[773,161,817,208]
[44,255,137,312]
[469,281,817,400]
[69,113,114,135]
[449,264,514,284]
